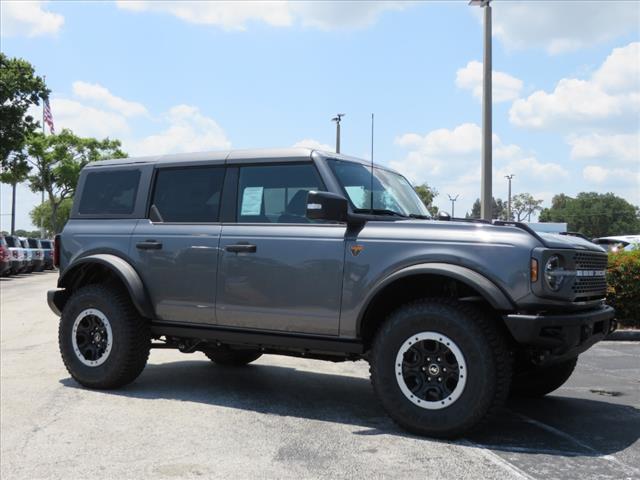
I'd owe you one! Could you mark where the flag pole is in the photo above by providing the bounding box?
[40,77,46,238]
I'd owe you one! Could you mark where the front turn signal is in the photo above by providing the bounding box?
[531,258,539,283]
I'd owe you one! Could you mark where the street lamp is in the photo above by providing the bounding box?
[469,0,492,221]
[505,174,515,220]
[448,194,460,218]
[331,114,345,154]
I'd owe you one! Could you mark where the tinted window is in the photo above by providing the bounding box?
[40,240,51,248]
[28,239,40,248]
[151,167,225,223]
[237,163,324,224]
[5,236,17,247]
[79,170,141,215]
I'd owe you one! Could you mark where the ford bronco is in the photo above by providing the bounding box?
[48,148,616,438]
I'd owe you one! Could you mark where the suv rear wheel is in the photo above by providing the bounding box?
[204,349,262,366]
[370,299,511,438]
[511,357,578,398]
[59,284,150,389]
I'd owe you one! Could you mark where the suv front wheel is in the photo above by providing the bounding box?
[370,299,511,438]
[59,284,150,389]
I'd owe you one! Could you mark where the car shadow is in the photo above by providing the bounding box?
[60,359,639,458]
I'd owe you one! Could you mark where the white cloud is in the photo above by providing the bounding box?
[456,61,523,103]
[509,42,640,131]
[486,1,640,54]
[583,165,640,187]
[292,139,333,152]
[115,0,405,31]
[51,98,131,138]
[0,0,64,37]
[72,81,148,117]
[390,122,569,215]
[568,133,639,163]
[129,105,231,156]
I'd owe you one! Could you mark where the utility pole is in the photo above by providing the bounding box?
[470,0,492,220]
[448,194,459,218]
[505,174,514,220]
[331,114,345,154]
[41,89,46,238]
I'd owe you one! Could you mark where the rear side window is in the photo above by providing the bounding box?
[151,167,225,223]
[79,170,141,215]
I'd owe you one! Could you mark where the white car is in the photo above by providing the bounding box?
[592,235,640,252]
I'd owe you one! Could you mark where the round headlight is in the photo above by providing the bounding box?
[544,255,565,291]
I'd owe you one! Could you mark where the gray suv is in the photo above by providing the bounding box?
[48,148,615,438]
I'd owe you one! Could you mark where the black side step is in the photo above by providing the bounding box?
[150,321,364,355]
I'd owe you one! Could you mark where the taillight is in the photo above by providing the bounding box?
[53,235,60,268]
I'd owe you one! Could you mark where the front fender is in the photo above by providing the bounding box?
[356,262,516,334]
[54,253,154,318]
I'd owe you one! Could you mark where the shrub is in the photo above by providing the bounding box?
[607,250,640,328]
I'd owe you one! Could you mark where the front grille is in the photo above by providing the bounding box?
[572,251,608,300]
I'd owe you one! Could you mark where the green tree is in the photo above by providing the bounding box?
[414,183,439,216]
[467,197,508,220]
[29,198,73,238]
[14,229,42,238]
[0,54,49,233]
[511,193,544,222]
[539,192,640,238]
[25,129,126,233]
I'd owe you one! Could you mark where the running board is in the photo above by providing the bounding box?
[150,321,364,355]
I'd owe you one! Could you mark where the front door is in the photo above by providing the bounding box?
[216,163,346,335]
[129,165,226,325]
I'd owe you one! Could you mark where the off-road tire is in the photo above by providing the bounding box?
[511,357,578,398]
[204,349,262,366]
[370,299,511,438]
[59,284,150,389]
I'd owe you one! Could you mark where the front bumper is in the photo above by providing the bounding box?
[503,305,616,358]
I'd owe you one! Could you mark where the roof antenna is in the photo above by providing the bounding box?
[370,113,374,215]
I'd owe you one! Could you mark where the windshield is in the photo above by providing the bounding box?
[327,159,429,218]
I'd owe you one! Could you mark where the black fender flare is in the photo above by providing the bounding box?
[56,254,154,318]
[357,262,515,334]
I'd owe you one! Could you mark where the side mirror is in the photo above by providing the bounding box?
[438,211,451,221]
[306,191,349,223]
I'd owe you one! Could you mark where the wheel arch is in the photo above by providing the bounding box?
[357,263,515,349]
[54,254,154,319]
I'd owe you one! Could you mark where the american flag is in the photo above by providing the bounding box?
[43,98,55,134]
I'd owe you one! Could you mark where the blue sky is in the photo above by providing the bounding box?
[1,0,639,230]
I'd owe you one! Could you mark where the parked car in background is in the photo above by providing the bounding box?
[27,238,45,272]
[19,237,34,273]
[0,236,11,276]
[5,235,26,274]
[592,235,640,252]
[40,239,54,270]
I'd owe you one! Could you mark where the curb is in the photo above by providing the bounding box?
[606,329,640,341]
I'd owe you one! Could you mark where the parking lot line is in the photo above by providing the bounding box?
[460,439,535,480]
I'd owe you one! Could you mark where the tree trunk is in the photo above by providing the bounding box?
[11,182,16,235]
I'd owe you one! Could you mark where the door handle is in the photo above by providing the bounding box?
[225,243,257,253]
[136,240,163,250]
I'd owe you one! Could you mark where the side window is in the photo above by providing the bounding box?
[151,166,225,223]
[79,169,141,215]
[237,163,324,224]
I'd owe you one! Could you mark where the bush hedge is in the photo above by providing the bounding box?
[607,250,640,328]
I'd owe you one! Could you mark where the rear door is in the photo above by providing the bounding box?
[130,165,226,325]
[216,162,347,335]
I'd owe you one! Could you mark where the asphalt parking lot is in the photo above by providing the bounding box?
[1,273,638,480]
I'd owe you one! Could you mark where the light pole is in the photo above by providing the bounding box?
[448,194,459,218]
[470,0,492,220]
[331,113,345,154]
[505,174,514,220]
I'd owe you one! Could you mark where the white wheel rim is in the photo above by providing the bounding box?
[71,308,113,367]
[395,332,467,410]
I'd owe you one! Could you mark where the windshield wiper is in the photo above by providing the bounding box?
[354,208,408,218]
[408,214,430,220]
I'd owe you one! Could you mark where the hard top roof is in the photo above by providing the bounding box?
[88,147,375,169]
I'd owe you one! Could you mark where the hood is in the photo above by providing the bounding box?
[537,232,605,252]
